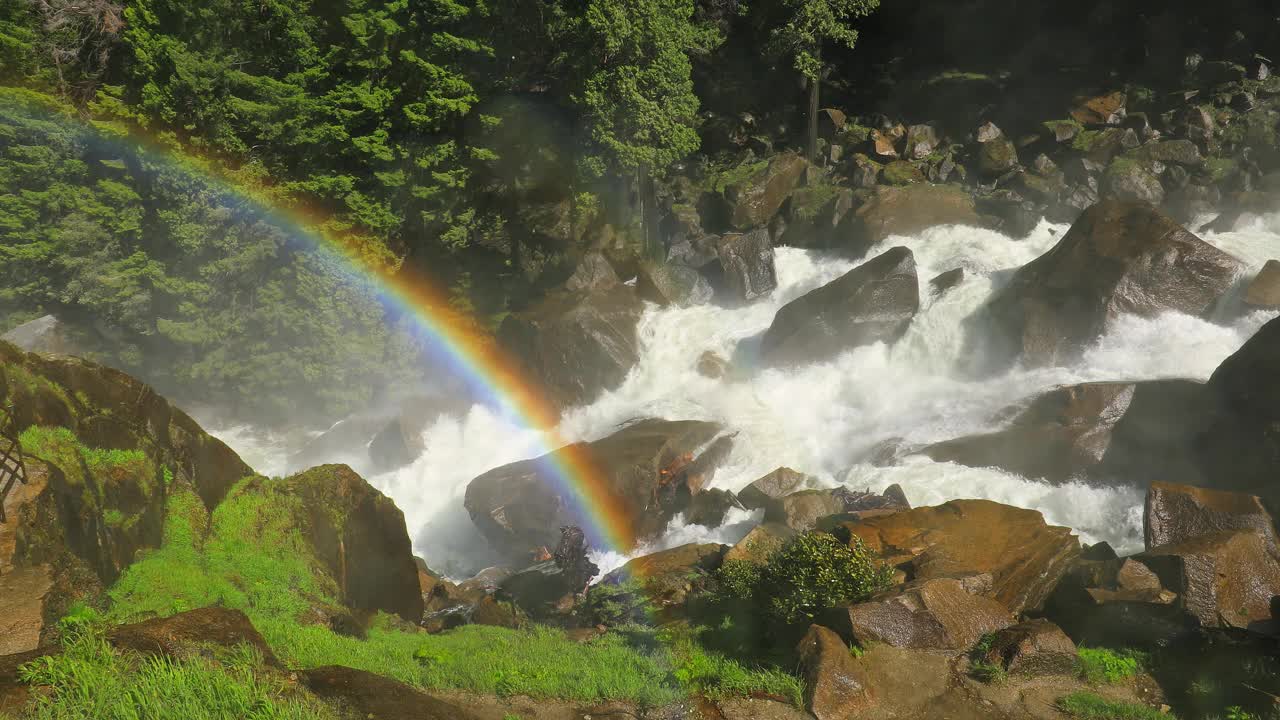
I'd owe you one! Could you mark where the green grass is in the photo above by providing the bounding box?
[16,627,336,720]
[1078,647,1144,685]
[662,626,803,706]
[1057,692,1172,720]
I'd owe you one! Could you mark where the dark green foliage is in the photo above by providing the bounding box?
[1078,647,1145,685]
[582,579,657,626]
[712,531,894,625]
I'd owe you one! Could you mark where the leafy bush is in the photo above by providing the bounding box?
[1056,691,1173,720]
[756,532,894,624]
[582,580,656,627]
[1079,647,1144,684]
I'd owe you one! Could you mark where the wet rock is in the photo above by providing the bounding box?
[1139,530,1280,631]
[765,490,848,532]
[832,575,1014,651]
[906,124,939,160]
[564,251,620,293]
[110,608,279,665]
[982,619,1078,677]
[500,561,577,619]
[717,697,813,720]
[723,522,795,565]
[599,543,725,610]
[465,419,725,557]
[716,229,778,303]
[978,137,1020,177]
[871,125,905,159]
[1104,160,1165,205]
[1243,259,1280,309]
[976,191,1040,238]
[301,666,481,720]
[635,261,713,307]
[685,488,745,527]
[842,500,1080,614]
[976,122,1003,143]
[797,624,870,720]
[839,184,980,257]
[724,153,808,231]
[849,154,882,188]
[695,350,729,379]
[737,467,822,511]
[274,465,424,622]
[930,268,966,296]
[920,380,1210,486]
[497,286,643,409]
[1071,91,1127,126]
[0,565,56,655]
[882,160,925,185]
[1132,140,1203,167]
[781,186,855,249]
[1145,482,1277,551]
[760,247,919,367]
[987,200,1244,367]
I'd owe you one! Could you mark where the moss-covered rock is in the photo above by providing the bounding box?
[881,160,925,185]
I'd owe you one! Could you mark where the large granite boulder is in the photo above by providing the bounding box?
[921,380,1209,485]
[737,467,823,511]
[465,419,726,557]
[636,261,713,307]
[839,184,981,257]
[716,229,778,303]
[797,624,871,720]
[597,542,725,611]
[1,315,79,355]
[497,286,644,410]
[724,153,808,231]
[830,575,1014,651]
[1145,482,1277,550]
[564,251,621,293]
[1243,260,1280,309]
[267,465,424,622]
[1138,530,1280,631]
[1104,159,1165,205]
[980,619,1078,677]
[840,500,1080,614]
[760,247,920,366]
[987,201,1244,367]
[723,522,796,565]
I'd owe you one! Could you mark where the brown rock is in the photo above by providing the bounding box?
[716,229,778,303]
[274,465,423,622]
[725,153,808,231]
[835,575,1014,650]
[636,261,713,307]
[1138,530,1280,630]
[982,619,1078,676]
[0,565,55,655]
[930,268,965,297]
[871,125,905,158]
[737,467,822,511]
[1243,259,1280,309]
[723,522,796,565]
[717,697,814,720]
[1145,481,1277,550]
[844,500,1080,614]
[465,419,725,557]
[765,490,848,532]
[797,624,871,720]
[301,666,481,720]
[839,185,981,257]
[987,200,1244,367]
[696,351,729,379]
[564,251,620,293]
[599,543,725,610]
[1071,91,1127,126]
[109,608,279,666]
[497,287,644,410]
[760,246,919,367]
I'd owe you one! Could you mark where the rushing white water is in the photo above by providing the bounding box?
[214,209,1280,580]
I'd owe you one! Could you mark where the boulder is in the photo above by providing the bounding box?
[976,122,1003,143]
[1138,530,1280,631]
[716,229,778,302]
[1104,160,1165,205]
[976,190,1041,238]
[981,619,1078,677]
[109,608,278,665]
[1071,91,1127,126]
[499,561,577,619]
[871,125,905,158]
[987,200,1244,367]
[1243,259,1280,309]
[832,575,1015,651]
[685,488,745,527]
[781,186,855,249]
[635,261,713,307]
[0,565,56,656]
[920,380,1210,485]
[796,625,871,720]
[930,268,966,296]
[839,185,980,257]
[274,465,424,622]
[301,666,480,720]
[599,542,725,610]
[977,138,1019,178]
[906,124,939,160]
[882,160,925,185]
[695,350,729,379]
[564,251,620,293]
[717,698,814,720]
[725,153,808,231]
[765,490,848,532]
[1,315,78,355]
[723,522,796,565]
[842,500,1080,614]
[1145,482,1277,550]
[760,247,919,366]
[737,467,823,511]
[1132,140,1203,167]
[497,286,644,409]
[465,419,725,557]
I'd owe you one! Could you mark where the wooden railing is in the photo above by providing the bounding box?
[0,406,27,523]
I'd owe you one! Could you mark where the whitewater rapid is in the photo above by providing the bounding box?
[215,211,1280,579]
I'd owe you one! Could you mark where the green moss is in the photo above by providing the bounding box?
[881,160,924,186]
[1205,157,1237,183]
[1078,647,1144,684]
[1044,118,1084,138]
[1056,692,1172,720]
[20,427,86,487]
[789,183,840,222]
[1072,129,1104,152]
[103,509,125,528]
[708,158,769,194]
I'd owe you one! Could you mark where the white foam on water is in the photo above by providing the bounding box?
[216,211,1280,578]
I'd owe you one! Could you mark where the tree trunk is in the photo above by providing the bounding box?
[638,164,661,262]
[806,46,822,163]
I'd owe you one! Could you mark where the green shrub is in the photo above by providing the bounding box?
[1078,647,1144,684]
[756,532,895,624]
[1056,691,1172,720]
[713,559,764,602]
[582,580,656,627]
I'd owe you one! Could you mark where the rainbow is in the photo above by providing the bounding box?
[2,90,638,555]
